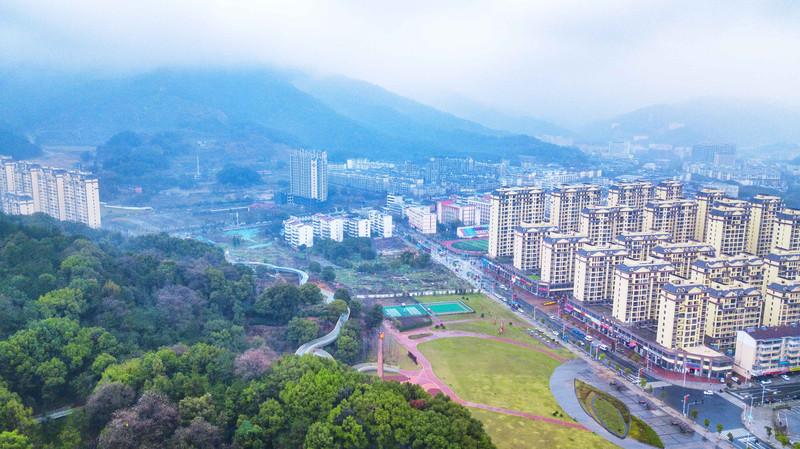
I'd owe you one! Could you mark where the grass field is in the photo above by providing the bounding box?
[451,238,489,251]
[415,293,519,322]
[433,321,572,359]
[418,337,565,417]
[593,396,626,436]
[469,409,618,449]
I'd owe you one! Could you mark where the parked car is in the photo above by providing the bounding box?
[703,390,714,396]
[552,331,559,336]
[584,335,593,342]
[782,374,791,381]
[598,344,609,351]
[761,379,773,385]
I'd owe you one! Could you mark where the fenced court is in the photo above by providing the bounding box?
[384,300,474,318]
[383,304,429,318]
[424,300,474,316]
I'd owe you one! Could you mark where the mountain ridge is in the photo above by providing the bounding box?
[0,68,587,164]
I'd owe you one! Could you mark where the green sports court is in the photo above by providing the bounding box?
[383,300,474,318]
[424,300,474,315]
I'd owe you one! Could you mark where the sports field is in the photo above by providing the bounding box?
[383,304,428,318]
[451,238,489,251]
[416,293,519,322]
[425,300,474,315]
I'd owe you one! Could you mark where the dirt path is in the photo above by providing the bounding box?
[388,325,584,430]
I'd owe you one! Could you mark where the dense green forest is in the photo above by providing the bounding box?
[0,213,494,448]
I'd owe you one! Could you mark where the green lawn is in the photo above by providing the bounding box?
[451,239,489,251]
[432,320,572,359]
[415,293,519,322]
[593,396,626,436]
[469,408,619,449]
[418,337,565,417]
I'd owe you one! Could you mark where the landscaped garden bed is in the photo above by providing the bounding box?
[575,380,664,448]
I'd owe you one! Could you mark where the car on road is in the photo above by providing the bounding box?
[782,374,791,381]
[549,315,556,320]
[761,379,773,385]
[703,390,714,396]
[552,330,559,336]
[598,344,609,351]
[584,335,593,342]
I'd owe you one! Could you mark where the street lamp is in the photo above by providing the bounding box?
[761,383,767,406]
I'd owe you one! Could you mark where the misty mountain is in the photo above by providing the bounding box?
[582,98,800,147]
[0,122,42,160]
[425,95,578,139]
[0,68,586,164]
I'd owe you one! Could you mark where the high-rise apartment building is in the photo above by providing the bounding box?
[608,181,655,209]
[574,244,628,304]
[762,249,800,296]
[706,204,750,256]
[694,188,728,242]
[704,282,762,351]
[643,199,698,243]
[656,281,708,350]
[746,195,784,256]
[689,254,764,286]
[488,187,546,258]
[579,205,641,245]
[762,279,800,327]
[612,259,675,324]
[512,223,558,271]
[773,209,800,251]
[289,149,328,201]
[652,241,716,279]
[614,231,672,261]
[539,232,591,291]
[0,157,101,228]
[549,184,602,232]
[655,180,684,201]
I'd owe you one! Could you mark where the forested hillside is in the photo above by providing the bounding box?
[0,214,494,448]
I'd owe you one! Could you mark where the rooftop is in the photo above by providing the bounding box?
[743,325,800,340]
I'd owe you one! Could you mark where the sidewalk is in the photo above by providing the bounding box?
[550,359,670,449]
[743,403,787,447]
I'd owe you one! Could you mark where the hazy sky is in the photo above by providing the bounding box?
[2,0,799,125]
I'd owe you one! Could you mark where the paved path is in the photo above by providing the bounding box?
[550,359,652,449]
[388,325,583,429]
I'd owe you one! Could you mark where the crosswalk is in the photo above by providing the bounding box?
[738,436,772,449]
[725,427,750,439]
[719,392,747,409]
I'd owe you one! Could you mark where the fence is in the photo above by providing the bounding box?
[355,288,479,300]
